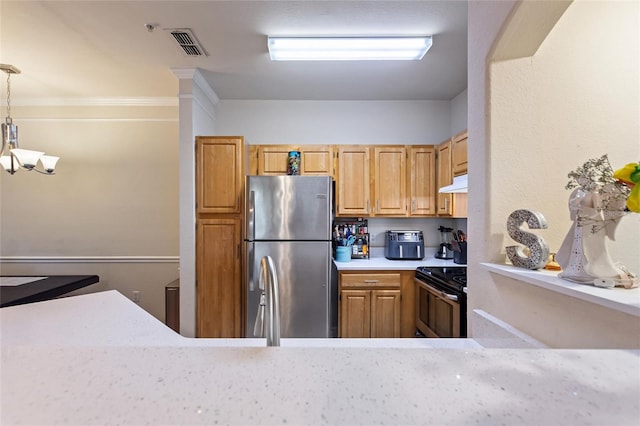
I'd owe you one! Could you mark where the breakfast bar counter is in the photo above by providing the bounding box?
[1,291,638,425]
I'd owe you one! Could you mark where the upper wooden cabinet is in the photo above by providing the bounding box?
[408,146,436,216]
[248,139,464,218]
[436,136,468,218]
[372,146,407,216]
[436,139,454,216]
[336,146,370,216]
[336,145,437,218]
[452,130,468,176]
[255,145,334,177]
[196,136,244,214]
[258,145,290,175]
[300,145,334,176]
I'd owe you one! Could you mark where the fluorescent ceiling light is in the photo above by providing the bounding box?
[268,36,433,61]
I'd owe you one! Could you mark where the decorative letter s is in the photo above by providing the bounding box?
[506,209,550,270]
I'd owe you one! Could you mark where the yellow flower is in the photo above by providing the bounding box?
[614,162,640,213]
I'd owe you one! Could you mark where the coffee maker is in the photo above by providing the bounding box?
[435,226,454,259]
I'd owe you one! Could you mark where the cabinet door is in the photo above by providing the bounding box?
[257,145,334,176]
[408,146,436,216]
[370,290,401,338]
[337,146,370,216]
[258,145,290,175]
[196,218,242,338]
[300,145,333,176]
[452,131,468,177]
[196,136,243,214]
[373,146,407,216]
[436,139,453,216]
[340,290,371,338]
[247,145,259,176]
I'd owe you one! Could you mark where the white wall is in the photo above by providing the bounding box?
[469,0,640,348]
[450,89,468,136]
[0,102,180,321]
[216,100,452,145]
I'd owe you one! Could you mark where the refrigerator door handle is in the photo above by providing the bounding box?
[248,242,256,291]
[248,190,255,240]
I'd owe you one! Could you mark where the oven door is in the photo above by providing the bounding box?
[414,278,461,338]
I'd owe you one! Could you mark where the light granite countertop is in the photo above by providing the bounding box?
[1,291,638,425]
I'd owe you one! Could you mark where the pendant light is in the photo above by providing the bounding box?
[1,64,59,175]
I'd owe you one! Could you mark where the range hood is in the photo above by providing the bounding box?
[438,174,468,193]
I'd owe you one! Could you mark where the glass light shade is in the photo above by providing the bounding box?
[0,155,20,172]
[2,120,18,146]
[39,155,59,173]
[268,36,433,61]
[11,148,44,169]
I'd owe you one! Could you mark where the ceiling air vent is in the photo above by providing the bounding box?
[167,28,207,56]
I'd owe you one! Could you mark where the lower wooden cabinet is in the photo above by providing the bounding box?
[339,271,416,338]
[196,217,242,337]
[340,289,401,338]
[339,272,403,338]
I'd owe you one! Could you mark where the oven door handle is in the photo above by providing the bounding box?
[418,279,459,302]
[439,291,458,302]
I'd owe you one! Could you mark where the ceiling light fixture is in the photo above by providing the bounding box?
[1,64,59,175]
[267,36,433,61]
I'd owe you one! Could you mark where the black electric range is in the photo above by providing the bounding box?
[414,266,467,338]
[415,266,467,296]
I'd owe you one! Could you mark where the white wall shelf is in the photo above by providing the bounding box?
[480,263,640,317]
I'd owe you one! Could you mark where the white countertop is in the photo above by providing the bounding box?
[334,247,465,270]
[1,291,638,425]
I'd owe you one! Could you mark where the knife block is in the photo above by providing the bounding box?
[453,242,467,264]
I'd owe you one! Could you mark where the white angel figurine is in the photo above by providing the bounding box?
[557,184,635,288]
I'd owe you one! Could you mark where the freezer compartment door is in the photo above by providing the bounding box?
[245,241,331,338]
[246,176,331,241]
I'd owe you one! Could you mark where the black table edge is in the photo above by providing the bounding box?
[0,275,100,308]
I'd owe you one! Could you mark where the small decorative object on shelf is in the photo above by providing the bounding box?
[543,253,562,271]
[505,209,549,270]
[287,150,300,175]
[556,155,638,288]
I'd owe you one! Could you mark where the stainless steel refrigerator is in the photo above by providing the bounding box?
[244,175,337,338]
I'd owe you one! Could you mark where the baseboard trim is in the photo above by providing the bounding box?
[0,256,179,264]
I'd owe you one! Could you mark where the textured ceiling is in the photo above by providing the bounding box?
[0,1,468,101]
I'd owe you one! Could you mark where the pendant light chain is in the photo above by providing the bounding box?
[5,71,11,119]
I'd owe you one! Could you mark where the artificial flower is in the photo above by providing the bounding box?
[613,162,640,213]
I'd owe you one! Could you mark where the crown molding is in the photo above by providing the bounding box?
[171,67,220,104]
[1,97,179,107]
